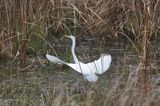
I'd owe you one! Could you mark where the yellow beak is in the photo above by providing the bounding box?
[63,35,69,38]
[60,35,69,40]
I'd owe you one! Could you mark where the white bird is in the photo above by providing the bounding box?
[46,35,112,82]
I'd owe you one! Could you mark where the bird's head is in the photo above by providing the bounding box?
[63,35,75,41]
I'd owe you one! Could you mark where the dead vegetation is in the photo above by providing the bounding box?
[0,0,160,105]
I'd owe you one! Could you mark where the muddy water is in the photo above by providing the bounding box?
[0,37,160,105]
[0,36,159,85]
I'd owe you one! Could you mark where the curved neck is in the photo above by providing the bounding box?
[71,38,79,63]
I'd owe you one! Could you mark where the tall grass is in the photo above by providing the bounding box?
[1,0,159,59]
[0,0,160,105]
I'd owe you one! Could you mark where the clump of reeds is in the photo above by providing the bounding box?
[0,0,160,105]
[1,0,159,62]
[112,64,160,106]
[0,0,131,62]
[0,0,49,62]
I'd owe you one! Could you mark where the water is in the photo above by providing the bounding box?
[0,37,160,105]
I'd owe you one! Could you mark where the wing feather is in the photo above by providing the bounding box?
[46,54,65,64]
[46,54,84,74]
[87,54,111,74]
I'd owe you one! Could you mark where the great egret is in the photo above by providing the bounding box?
[46,35,112,82]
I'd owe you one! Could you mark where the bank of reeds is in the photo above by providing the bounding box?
[0,0,160,105]
[0,0,160,59]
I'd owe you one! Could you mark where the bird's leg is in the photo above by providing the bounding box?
[73,78,87,94]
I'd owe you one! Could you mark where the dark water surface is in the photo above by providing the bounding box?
[0,37,160,105]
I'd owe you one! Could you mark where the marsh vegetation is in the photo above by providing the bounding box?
[0,0,160,106]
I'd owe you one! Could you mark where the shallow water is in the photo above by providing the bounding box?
[0,37,160,105]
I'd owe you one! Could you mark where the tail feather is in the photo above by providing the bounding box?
[84,73,98,82]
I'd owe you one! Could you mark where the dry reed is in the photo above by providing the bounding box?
[0,0,160,105]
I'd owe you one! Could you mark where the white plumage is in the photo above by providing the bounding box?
[46,35,111,82]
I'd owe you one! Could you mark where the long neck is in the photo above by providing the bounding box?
[71,38,79,63]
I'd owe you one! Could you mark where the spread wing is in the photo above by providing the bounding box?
[46,54,83,74]
[46,54,66,64]
[46,53,111,82]
[87,54,112,74]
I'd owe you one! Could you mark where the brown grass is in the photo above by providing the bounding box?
[0,0,160,105]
